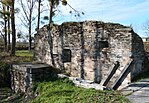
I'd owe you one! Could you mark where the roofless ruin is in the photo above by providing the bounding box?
[33,21,146,90]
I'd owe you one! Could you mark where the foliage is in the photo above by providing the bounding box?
[0,88,25,103]
[0,50,34,102]
[31,78,130,103]
[0,62,10,87]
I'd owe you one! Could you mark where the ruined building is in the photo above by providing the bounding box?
[34,21,146,89]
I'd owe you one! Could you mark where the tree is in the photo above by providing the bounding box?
[47,0,59,66]
[47,0,84,66]
[0,0,12,52]
[7,5,11,51]
[18,0,37,51]
[143,20,149,37]
[0,3,8,51]
[3,5,7,51]
[37,0,41,30]
[10,0,16,56]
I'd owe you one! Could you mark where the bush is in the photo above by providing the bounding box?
[0,62,11,88]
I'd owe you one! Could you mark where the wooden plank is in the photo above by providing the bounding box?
[103,61,120,86]
[112,59,133,90]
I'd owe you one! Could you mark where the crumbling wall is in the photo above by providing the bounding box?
[11,63,58,93]
[34,21,145,87]
[131,32,146,77]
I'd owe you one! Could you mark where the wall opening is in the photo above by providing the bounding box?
[62,49,71,63]
[98,41,109,49]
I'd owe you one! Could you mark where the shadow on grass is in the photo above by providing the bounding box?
[1,93,25,103]
[0,88,24,103]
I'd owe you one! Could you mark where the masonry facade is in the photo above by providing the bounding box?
[34,21,145,89]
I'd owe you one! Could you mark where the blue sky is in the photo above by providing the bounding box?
[53,0,149,37]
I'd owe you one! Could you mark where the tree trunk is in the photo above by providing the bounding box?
[7,6,11,52]
[3,6,7,52]
[28,9,32,51]
[4,19,7,51]
[10,0,16,56]
[37,0,41,30]
[28,25,32,51]
[49,1,53,24]
[47,0,55,66]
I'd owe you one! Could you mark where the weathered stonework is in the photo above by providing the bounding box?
[11,63,58,93]
[34,21,146,89]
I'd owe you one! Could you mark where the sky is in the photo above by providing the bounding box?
[52,0,149,37]
[13,0,149,38]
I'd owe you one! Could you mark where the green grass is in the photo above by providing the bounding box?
[32,78,130,103]
[16,50,33,57]
[15,50,33,62]
[0,50,34,63]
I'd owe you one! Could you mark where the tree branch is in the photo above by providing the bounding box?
[19,0,30,21]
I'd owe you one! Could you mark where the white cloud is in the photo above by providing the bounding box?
[55,0,149,36]
[14,0,149,37]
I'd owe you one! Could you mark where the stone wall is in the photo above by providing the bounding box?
[34,21,145,89]
[11,63,58,93]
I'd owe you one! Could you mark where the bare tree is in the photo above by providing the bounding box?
[18,0,37,51]
[37,0,41,30]
[143,20,149,37]
[47,0,84,66]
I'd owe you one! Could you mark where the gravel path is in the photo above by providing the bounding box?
[122,78,149,103]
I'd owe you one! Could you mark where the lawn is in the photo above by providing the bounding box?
[0,50,33,63]
[32,78,130,103]
[16,50,33,57]
[0,50,131,103]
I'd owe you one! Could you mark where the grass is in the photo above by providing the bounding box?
[0,50,34,88]
[0,50,33,63]
[0,50,130,102]
[31,78,130,103]
[0,88,25,103]
[0,50,34,102]
[16,50,33,57]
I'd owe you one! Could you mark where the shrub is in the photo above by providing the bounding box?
[0,62,11,88]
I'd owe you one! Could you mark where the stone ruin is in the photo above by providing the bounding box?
[11,63,59,92]
[34,21,146,90]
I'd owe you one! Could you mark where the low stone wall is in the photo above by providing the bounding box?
[11,63,59,93]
